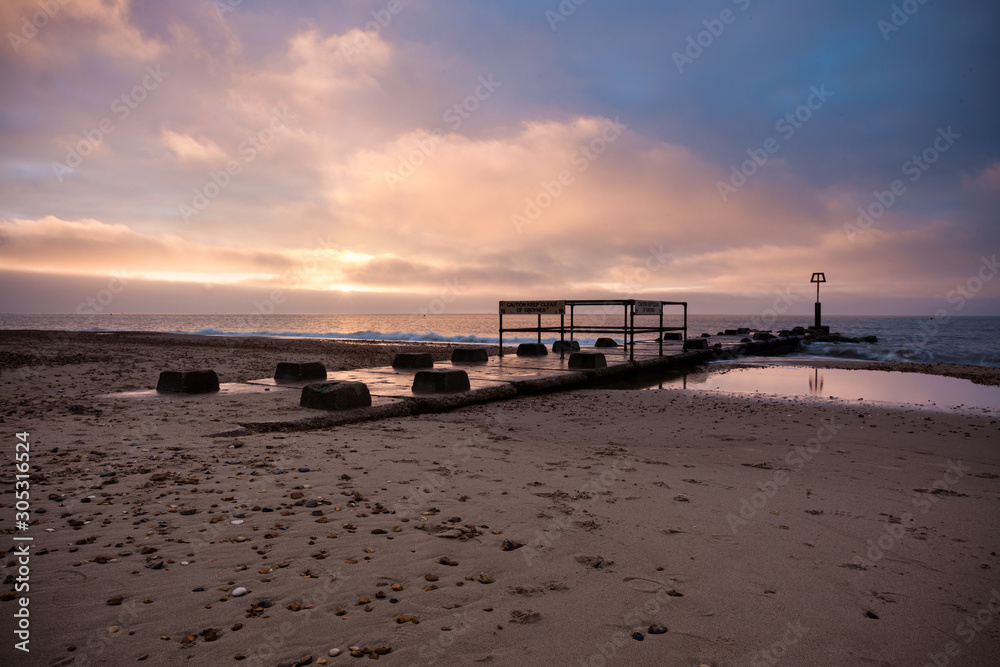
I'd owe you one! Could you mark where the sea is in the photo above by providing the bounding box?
[1,313,998,368]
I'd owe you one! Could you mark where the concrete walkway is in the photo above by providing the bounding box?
[211,335,804,436]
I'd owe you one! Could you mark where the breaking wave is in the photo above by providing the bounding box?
[168,328,601,347]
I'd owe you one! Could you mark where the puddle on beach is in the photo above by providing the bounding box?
[618,361,1000,414]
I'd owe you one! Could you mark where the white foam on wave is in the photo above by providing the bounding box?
[167,328,600,346]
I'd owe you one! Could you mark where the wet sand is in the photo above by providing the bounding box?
[1,331,998,666]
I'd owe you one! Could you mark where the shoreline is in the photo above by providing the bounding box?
[3,329,999,381]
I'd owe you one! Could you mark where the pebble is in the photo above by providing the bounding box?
[231,587,248,597]
[478,573,494,584]
[425,573,439,581]
[648,624,668,634]
[632,632,644,641]
[108,626,119,634]
[328,648,341,657]
[299,467,310,472]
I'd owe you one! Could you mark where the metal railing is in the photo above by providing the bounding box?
[498,299,687,361]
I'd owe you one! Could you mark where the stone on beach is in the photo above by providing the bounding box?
[412,369,471,393]
[299,381,372,410]
[451,348,489,363]
[274,361,327,381]
[594,337,618,347]
[568,352,607,369]
[155,369,219,393]
[392,352,434,369]
[552,340,581,353]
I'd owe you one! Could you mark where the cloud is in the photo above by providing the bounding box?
[161,129,228,162]
[973,162,1000,191]
[2,0,165,63]
[1,1,996,314]
[0,216,294,279]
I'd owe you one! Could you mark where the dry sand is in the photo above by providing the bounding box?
[1,331,998,667]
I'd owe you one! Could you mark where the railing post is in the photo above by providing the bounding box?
[629,303,635,362]
[659,304,663,357]
[623,303,628,358]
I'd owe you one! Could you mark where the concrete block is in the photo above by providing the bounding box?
[661,332,684,341]
[274,361,327,382]
[724,329,739,335]
[392,353,434,369]
[594,337,618,348]
[412,369,470,393]
[451,348,489,363]
[516,343,548,356]
[568,352,607,369]
[552,340,581,353]
[156,369,219,394]
[683,339,709,350]
[791,326,806,335]
[737,328,750,335]
[752,332,774,341]
[300,381,372,410]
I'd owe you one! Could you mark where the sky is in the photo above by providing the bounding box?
[1,0,998,316]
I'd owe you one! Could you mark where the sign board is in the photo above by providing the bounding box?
[499,300,565,315]
[633,300,662,315]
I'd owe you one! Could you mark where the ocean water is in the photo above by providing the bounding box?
[1,313,998,368]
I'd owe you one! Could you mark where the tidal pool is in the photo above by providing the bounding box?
[631,361,1000,414]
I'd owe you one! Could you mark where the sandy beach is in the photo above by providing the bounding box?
[1,331,998,667]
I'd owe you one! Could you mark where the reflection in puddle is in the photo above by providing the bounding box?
[634,363,1000,413]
